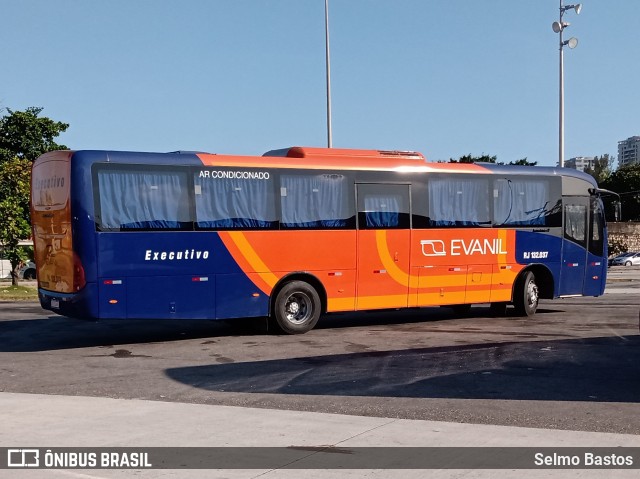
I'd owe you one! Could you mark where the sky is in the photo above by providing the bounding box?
[1,0,639,167]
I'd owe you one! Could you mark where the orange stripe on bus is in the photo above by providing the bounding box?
[218,232,278,295]
[375,230,420,289]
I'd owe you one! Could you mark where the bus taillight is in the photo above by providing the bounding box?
[73,253,86,291]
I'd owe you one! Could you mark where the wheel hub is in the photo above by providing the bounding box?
[284,292,311,324]
[288,301,300,314]
[528,282,539,306]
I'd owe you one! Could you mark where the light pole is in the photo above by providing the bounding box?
[552,1,581,168]
[325,0,333,148]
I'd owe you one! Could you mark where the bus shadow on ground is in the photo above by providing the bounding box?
[0,304,565,352]
[315,305,566,331]
[0,316,269,352]
[165,335,640,403]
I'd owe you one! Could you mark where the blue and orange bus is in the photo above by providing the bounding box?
[30,147,609,333]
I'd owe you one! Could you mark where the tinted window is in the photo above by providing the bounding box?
[194,169,277,229]
[357,184,410,229]
[589,198,605,256]
[280,173,354,229]
[493,177,561,227]
[96,167,191,231]
[564,203,587,246]
[428,175,490,227]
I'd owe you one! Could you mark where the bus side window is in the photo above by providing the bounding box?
[194,171,277,230]
[427,175,490,227]
[96,168,191,231]
[564,203,587,246]
[589,199,605,256]
[280,173,354,229]
[357,184,410,229]
[494,178,547,226]
[492,177,562,228]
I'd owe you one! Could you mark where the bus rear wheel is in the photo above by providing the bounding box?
[513,271,539,317]
[271,281,321,334]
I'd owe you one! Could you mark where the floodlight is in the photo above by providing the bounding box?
[554,1,582,168]
[562,3,582,15]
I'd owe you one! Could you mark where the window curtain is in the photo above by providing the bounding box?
[194,175,276,228]
[98,170,190,229]
[429,177,490,226]
[280,174,351,228]
[363,195,401,228]
[494,179,548,226]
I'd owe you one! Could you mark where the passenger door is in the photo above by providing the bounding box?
[355,184,411,310]
[559,197,588,296]
[583,197,607,297]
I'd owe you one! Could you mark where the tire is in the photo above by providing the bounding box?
[271,281,321,334]
[24,269,36,280]
[513,271,539,317]
[625,261,632,266]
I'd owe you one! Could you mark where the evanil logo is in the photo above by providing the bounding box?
[421,238,507,257]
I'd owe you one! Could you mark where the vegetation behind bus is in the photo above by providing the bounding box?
[600,163,640,222]
[0,107,68,285]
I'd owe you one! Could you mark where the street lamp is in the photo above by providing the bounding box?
[325,0,332,148]
[552,1,581,168]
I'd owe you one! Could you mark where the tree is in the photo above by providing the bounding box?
[508,157,538,166]
[0,158,33,285]
[0,107,69,163]
[449,153,498,163]
[601,163,640,222]
[584,154,613,185]
[0,107,69,284]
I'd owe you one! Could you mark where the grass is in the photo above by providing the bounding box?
[0,283,38,301]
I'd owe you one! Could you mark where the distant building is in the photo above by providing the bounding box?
[618,136,640,167]
[562,156,596,172]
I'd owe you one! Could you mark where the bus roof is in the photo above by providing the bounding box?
[38,148,598,186]
[199,147,495,174]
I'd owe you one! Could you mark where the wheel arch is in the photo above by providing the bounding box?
[269,272,327,317]
[513,264,555,300]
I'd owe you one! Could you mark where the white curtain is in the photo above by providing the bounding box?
[194,175,276,228]
[98,169,190,230]
[280,174,351,228]
[494,179,548,226]
[429,177,490,226]
[363,195,401,228]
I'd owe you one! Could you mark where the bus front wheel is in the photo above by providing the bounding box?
[271,281,321,334]
[513,271,539,317]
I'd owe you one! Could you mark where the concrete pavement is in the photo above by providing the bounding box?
[1,392,640,478]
